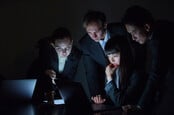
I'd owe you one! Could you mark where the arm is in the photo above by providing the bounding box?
[105,71,142,107]
[138,39,160,109]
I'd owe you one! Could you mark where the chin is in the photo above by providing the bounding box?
[139,41,146,44]
[94,39,100,42]
[60,55,67,58]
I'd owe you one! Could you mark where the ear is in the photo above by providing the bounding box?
[50,43,55,47]
[71,40,74,45]
[103,23,107,29]
[144,24,151,32]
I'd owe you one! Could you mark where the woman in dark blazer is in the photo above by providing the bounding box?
[91,35,144,108]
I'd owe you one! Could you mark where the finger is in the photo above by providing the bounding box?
[95,96,99,103]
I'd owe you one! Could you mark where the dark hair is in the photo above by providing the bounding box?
[83,10,106,28]
[122,5,154,28]
[49,27,72,43]
[105,35,134,89]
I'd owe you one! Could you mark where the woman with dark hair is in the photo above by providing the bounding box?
[91,35,145,108]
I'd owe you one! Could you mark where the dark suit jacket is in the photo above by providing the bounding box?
[137,20,174,110]
[32,38,82,103]
[78,22,130,97]
[105,70,144,107]
[37,38,82,80]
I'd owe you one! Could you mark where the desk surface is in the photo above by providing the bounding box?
[1,103,123,115]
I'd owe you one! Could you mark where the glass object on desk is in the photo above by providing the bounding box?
[45,91,55,104]
[44,91,65,105]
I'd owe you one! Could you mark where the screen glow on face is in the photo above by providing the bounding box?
[86,22,105,42]
[54,38,73,57]
[125,24,148,44]
[107,53,120,66]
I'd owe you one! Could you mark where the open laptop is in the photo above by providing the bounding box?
[0,79,37,105]
[56,80,120,114]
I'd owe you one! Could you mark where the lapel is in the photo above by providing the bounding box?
[88,39,108,67]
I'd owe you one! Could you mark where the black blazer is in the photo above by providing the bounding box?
[32,38,82,103]
[78,22,130,97]
[137,20,174,109]
[37,37,82,79]
[104,70,144,107]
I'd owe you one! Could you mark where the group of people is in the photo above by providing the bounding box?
[29,5,174,115]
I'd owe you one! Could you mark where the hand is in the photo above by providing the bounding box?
[45,69,56,79]
[91,95,106,104]
[45,69,57,84]
[122,104,142,112]
[105,64,117,81]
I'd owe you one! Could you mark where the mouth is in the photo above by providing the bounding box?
[135,39,139,43]
[110,64,118,68]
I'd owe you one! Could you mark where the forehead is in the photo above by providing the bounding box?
[125,24,137,31]
[107,52,120,57]
[86,22,102,29]
[54,38,72,46]
[125,24,146,34]
[86,24,103,33]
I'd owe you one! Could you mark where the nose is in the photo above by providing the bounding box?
[110,57,115,63]
[132,35,137,41]
[92,33,97,38]
[62,49,68,54]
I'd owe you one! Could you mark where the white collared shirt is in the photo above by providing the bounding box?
[99,30,110,50]
[58,56,67,73]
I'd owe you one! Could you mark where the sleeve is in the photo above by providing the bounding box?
[82,55,105,97]
[105,72,142,107]
[138,39,160,109]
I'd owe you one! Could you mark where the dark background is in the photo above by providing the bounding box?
[0,0,174,79]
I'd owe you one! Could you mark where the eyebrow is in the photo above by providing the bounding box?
[54,45,72,48]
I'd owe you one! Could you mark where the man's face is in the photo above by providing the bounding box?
[85,22,106,42]
[125,24,148,44]
[53,38,72,58]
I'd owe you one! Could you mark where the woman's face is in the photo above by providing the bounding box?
[53,38,73,58]
[107,52,120,67]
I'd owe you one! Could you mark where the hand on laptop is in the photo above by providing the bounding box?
[91,95,106,104]
[45,69,56,79]
[45,69,57,84]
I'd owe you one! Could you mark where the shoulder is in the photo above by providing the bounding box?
[70,46,82,59]
[78,34,95,52]
[79,34,91,45]
[153,20,174,37]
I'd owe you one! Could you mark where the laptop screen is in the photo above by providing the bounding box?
[56,80,93,114]
[0,79,37,104]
